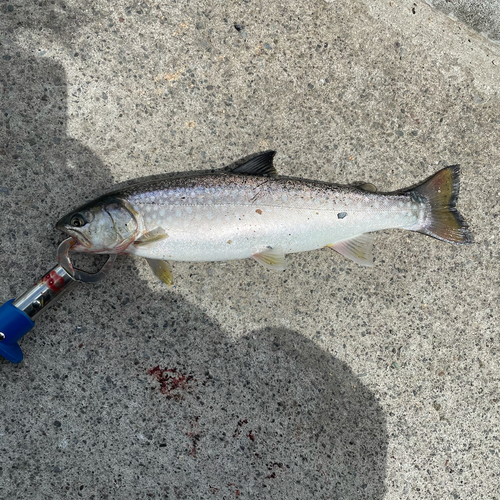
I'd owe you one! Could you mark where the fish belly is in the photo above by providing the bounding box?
[127,200,418,262]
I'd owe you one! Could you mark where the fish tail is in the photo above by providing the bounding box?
[409,165,473,244]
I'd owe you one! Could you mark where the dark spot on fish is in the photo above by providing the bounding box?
[337,212,347,219]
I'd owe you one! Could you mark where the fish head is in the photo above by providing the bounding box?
[56,197,139,253]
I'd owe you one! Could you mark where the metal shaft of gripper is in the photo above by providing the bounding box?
[0,265,77,364]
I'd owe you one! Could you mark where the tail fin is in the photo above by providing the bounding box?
[410,165,473,244]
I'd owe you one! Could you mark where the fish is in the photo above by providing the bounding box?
[56,151,472,285]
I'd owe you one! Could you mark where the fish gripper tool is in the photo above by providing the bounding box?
[0,238,115,363]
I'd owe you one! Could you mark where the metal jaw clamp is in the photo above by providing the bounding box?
[0,238,116,363]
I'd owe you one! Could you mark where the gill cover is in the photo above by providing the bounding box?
[56,197,140,253]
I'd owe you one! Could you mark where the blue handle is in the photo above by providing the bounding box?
[0,300,35,363]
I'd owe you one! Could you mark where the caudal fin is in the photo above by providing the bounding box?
[410,165,473,244]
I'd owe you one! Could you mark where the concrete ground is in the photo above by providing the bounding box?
[1,0,499,498]
[424,0,500,45]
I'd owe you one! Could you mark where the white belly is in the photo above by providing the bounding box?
[126,202,417,262]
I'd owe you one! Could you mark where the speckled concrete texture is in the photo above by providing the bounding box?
[424,0,500,45]
[1,1,499,499]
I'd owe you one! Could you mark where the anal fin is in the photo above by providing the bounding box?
[329,233,375,267]
[147,258,174,286]
[252,246,286,271]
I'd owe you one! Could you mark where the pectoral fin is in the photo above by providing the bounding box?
[134,227,168,248]
[147,258,174,286]
[329,233,375,267]
[252,246,286,271]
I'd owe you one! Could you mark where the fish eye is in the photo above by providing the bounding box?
[70,214,86,227]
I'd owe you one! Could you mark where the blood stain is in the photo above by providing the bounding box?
[147,366,196,400]
[41,270,65,292]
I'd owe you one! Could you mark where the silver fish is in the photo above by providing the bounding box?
[56,151,472,285]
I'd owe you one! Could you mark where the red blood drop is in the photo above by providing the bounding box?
[42,270,65,292]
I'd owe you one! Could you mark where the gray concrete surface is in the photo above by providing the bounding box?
[424,0,500,45]
[1,0,499,498]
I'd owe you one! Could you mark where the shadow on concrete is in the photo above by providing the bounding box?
[0,38,387,500]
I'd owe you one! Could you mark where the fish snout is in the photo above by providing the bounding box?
[55,216,69,233]
[55,216,92,249]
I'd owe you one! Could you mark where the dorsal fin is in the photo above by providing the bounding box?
[230,151,278,177]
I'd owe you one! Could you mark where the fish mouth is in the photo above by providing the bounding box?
[55,221,92,249]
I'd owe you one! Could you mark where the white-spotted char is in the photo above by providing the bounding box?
[56,151,472,285]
